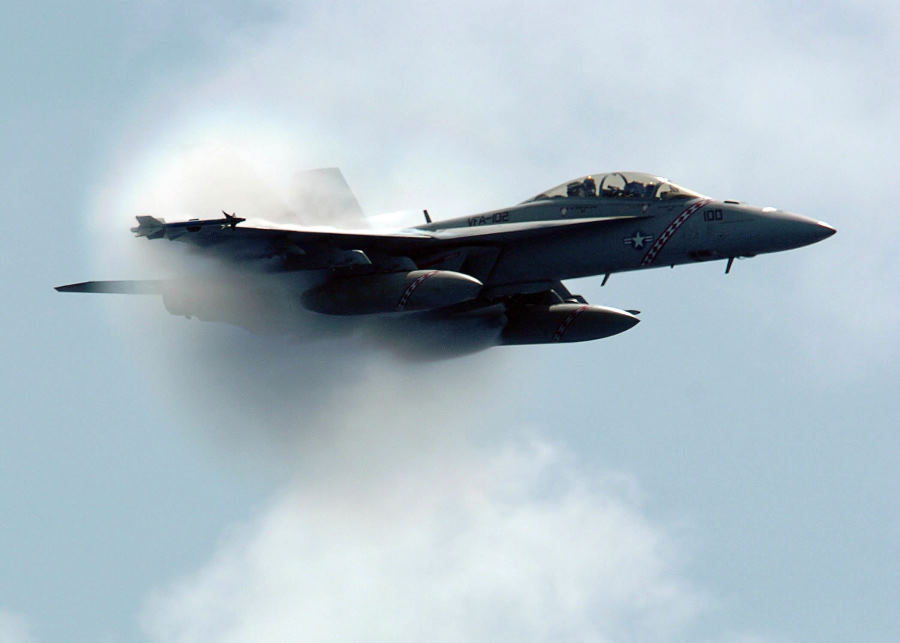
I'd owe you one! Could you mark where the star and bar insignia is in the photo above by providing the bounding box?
[624,231,654,249]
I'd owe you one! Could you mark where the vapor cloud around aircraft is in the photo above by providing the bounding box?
[59,168,834,356]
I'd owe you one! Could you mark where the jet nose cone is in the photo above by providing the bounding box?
[815,221,837,240]
[801,219,836,246]
[776,212,837,249]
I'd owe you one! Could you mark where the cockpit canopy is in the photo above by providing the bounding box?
[525,172,704,203]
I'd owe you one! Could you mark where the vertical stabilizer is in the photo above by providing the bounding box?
[281,167,366,227]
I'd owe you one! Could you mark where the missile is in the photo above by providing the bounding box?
[131,213,246,239]
[131,215,166,239]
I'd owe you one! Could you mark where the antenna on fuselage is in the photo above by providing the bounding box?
[423,209,432,224]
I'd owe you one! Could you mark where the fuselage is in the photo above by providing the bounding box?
[418,180,835,288]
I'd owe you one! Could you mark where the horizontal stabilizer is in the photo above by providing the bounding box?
[55,280,163,294]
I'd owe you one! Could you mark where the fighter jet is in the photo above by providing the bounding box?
[57,169,835,347]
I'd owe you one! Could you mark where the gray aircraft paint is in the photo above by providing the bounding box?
[57,170,834,348]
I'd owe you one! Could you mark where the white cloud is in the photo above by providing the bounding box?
[96,0,899,369]
[141,439,705,642]
[79,3,898,641]
[0,609,35,643]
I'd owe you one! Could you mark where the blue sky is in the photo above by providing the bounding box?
[2,2,898,641]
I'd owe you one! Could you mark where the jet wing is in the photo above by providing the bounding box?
[130,213,648,265]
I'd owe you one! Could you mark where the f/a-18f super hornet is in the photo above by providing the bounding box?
[57,169,835,348]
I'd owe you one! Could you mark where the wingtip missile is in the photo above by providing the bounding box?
[131,215,166,238]
[130,212,246,240]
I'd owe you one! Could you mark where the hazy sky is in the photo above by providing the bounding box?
[3,2,898,641]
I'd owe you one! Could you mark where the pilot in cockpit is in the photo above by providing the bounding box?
[583,176,596,197]
[624,180,655,199]
[566,176,598,198]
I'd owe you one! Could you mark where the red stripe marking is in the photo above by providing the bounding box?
[396,271,438,310]
[640,198,711,266]
[552,305,588,342]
